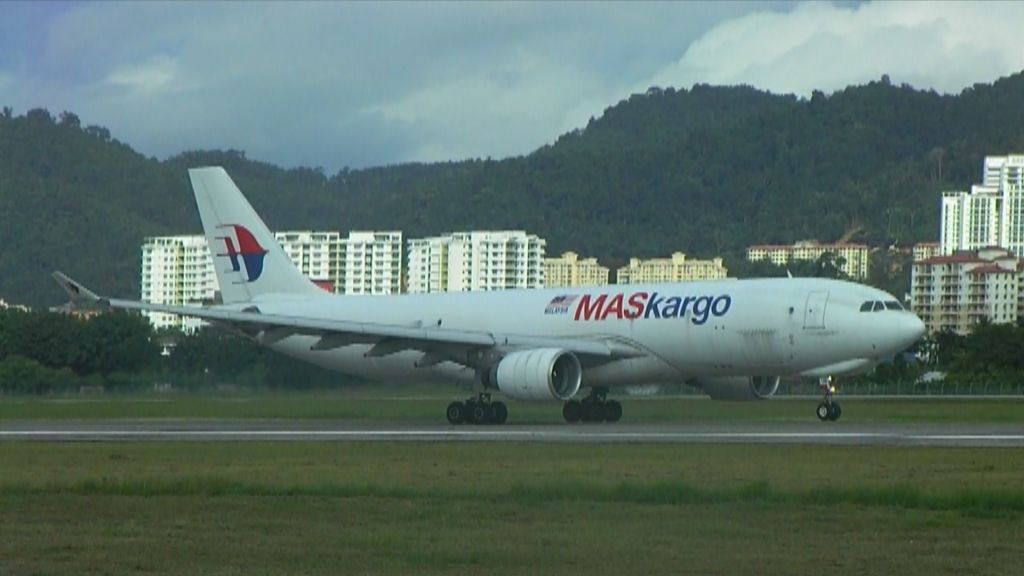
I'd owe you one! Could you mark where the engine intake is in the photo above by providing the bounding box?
[695,376,780,401]
[491,348,582,401]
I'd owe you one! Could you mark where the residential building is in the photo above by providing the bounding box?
[140,235,218,332]
[407,231,545,293]
[616,252,728,284]
[340,231,403,295]
[940,154,1024,256]
[910,247,1024,335]
[275,231,341,292]
[746,240,869,279]
[912,242,940,263]
[543,252,609,288]
[406,237,448,294]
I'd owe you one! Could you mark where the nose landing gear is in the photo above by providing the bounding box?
[816,376,842,422]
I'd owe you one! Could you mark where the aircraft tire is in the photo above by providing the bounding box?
[562,400,582,423]
[491,402,508,424]
[816,402,830,422]
[828,402,842,421]
[471,403,489,424]
[604,400,622,423]
[446,401,466,425]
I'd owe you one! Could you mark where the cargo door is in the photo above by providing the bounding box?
[803,290,829,330]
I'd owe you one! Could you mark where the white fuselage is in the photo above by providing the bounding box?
[248,277,924,391]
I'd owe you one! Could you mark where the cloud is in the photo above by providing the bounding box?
[106,54,191,96]
[0,2,762,170]
[0,2,1020,172]
[367,53,604,161]
[647,2,1024,96]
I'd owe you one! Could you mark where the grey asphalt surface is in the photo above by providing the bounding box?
[1,420,1023,446]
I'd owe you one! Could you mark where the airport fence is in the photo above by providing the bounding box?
[773,379,1024,397]
[638,380,1024,398]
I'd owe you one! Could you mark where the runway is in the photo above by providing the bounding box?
[2,420,1024,446]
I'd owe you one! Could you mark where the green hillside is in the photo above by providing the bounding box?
[3,73,1024,308]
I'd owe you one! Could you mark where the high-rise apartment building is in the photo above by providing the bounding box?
[910,247,1024,335]
[407,237,448,293]
[340,231,403,295]
[543,252,609,288]
[616,252,728,284]
[140,235,218,332]
[275,231,342,292]
[746,241,869,279]
[940,155,1024,256]
[407,231,545,293]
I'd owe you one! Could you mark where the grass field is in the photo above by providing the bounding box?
[1,390,1023,423]
[1,393,1022,574]
[1,442,1023,575]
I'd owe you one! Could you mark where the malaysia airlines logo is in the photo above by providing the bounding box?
[216,224,268,283]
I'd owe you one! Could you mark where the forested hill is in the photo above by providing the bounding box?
[3,73,1024,308]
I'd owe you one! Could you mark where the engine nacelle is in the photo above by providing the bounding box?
[696,376,780,401]
[490,348,582,402]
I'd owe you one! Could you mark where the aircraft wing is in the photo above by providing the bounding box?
[53,272,644,365]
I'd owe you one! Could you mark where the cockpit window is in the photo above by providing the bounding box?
[860,299,903,312]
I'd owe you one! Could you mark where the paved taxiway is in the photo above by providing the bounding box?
[1,420,1023,446]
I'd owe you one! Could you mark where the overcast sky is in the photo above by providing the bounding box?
[1,1,1022,172]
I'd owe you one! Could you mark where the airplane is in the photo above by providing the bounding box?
[54,167,925,425]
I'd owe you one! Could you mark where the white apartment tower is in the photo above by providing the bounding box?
[407,231,546,293]
[140,236,217,332]
[407,237,449,293]
[543,252,609,288]
[275,231,341,292]
[940,155,1024,256]
[340,231,403,295]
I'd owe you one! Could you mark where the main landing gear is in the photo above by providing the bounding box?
[816,376,842,422]
[562,388,622,423]
[447,393,508,425]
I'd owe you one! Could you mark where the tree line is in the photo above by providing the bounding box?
[0,309,348,395]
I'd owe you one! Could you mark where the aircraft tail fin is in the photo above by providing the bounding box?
[188,167,323,304]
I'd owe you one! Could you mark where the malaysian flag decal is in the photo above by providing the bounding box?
[544,295,578,315]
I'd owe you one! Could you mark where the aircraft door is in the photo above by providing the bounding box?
[803,290,829,330]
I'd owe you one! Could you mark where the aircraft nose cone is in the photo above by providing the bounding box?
[904,314,926,345]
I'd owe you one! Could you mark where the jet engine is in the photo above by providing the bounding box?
[694,376,780,401]
[488,348,583,401]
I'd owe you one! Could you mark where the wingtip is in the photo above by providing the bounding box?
[52,271,101,303]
